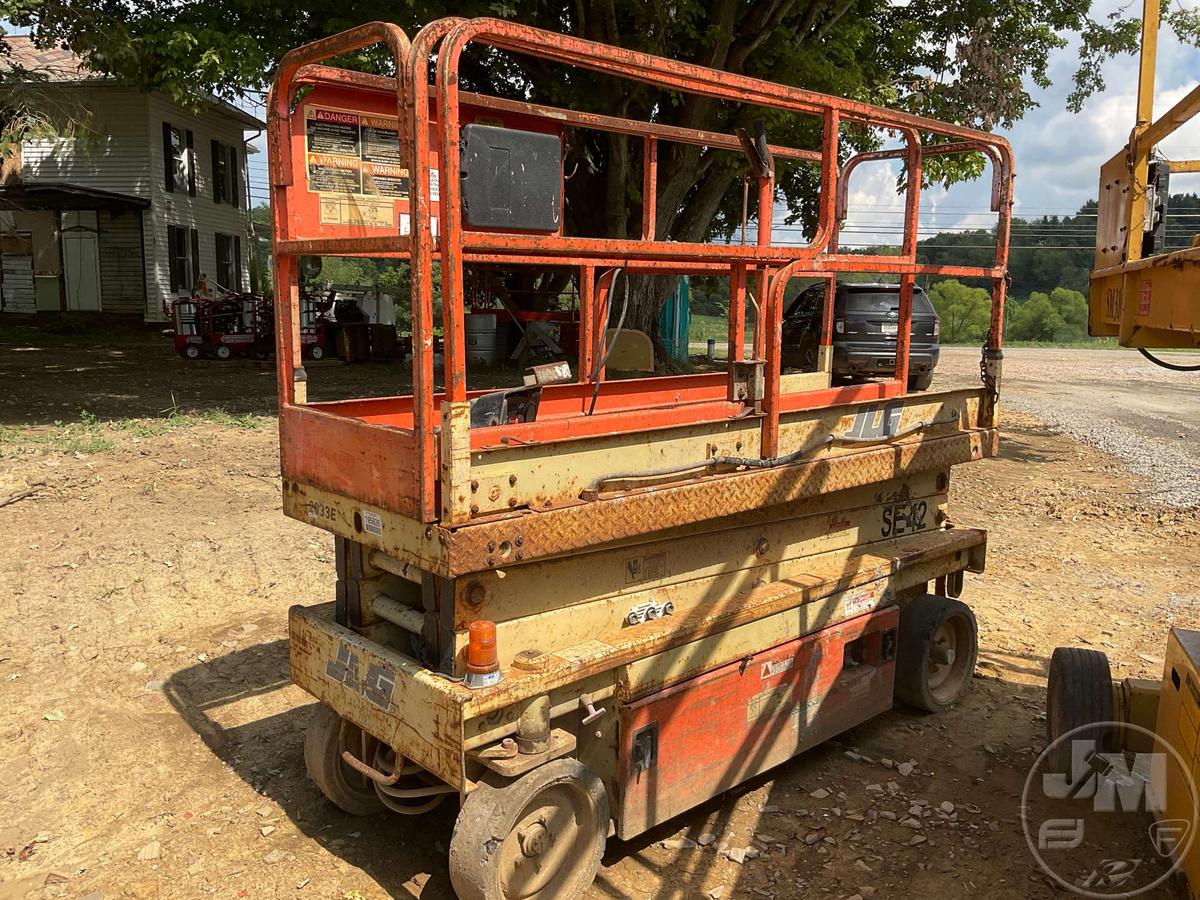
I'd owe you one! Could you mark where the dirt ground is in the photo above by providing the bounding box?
[1,327,1198,899]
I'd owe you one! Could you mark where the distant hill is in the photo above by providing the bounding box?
[916,192,1200,298]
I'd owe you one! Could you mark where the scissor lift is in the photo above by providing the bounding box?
[269,18,1013,898]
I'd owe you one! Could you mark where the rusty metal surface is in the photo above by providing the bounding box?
[267,16,1012,535]
[458,525,986,718]
[279,405,419,517]
[470,728,577,777]
[290,523,981,775]
[288,603,464,788]
[445,428,995,576]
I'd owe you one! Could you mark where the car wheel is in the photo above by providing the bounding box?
[908,370,934,392]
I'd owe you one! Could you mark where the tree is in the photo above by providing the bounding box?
[927,279,989,343]
[1007,287,1087,342]
[14,0,1197,359]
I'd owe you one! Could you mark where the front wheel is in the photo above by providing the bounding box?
[181,344,201,360]
[214,344,233,361]
[895,594,978,713]
[309,343,326,361]
[450,758,608,900]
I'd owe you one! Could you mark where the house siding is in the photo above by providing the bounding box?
[22,88,152,198]
[97,209,145,315]
[144,94,252,321]
[17,84,256,322]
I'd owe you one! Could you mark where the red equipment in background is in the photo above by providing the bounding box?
[169,287,336,361]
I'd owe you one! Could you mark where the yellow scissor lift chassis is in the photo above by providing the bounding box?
[287,389,994,897]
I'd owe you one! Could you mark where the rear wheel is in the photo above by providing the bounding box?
[309,343,326,361]
[1045,647,1114,772]
[450,758,608,900]
[895,595,978,712]
[181,344,201,360]
[303,703,384,816]
[214,344,233,361]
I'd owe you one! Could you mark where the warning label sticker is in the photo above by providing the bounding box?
[304,105,410,226]
[306,108,361,156]
[307,153,362,194]
[363,163,410,199]
[319,195,394,228]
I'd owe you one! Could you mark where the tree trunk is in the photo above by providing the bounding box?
[612,273,678,366]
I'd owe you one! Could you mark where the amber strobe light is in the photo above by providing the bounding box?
[464,620,502,688]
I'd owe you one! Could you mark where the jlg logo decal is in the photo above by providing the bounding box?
[845,402,904,440]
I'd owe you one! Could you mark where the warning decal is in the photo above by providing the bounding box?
[307,153,362,194]
[306,108,361,156]
[304,104,410,227]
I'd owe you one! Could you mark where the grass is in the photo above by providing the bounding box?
[689,313,754,344]
[0,399,270,456]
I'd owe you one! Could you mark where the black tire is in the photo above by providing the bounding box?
[895,594,979,713]
[214,344,233,361]
[449,758,608,900]
[181,344,201,360]
[908,369,934,392]
[1045,647,1114,773]
[303,703,384,816]
[309,343,325,361]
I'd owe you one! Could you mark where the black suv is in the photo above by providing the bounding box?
[782,282,940,391]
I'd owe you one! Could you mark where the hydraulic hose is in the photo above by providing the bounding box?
[1138,347,1200,372]
[587,268,629,415]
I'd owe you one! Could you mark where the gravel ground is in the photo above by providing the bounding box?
[937,346,1200,507]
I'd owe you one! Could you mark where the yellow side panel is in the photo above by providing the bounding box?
[1155,628,1200,896]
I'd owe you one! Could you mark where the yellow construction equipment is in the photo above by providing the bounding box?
[1090,0,1200,361]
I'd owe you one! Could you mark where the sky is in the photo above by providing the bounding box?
[838,4,1200,248]
[246,4,1200,250]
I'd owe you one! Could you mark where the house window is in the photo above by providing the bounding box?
[215,233,243,290]
[162,123,196,195]
[211,140,240,207]
[167,225,199,293]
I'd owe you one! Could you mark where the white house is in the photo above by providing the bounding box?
[0,37,263,321]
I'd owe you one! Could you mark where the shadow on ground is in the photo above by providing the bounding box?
[159,633,1161,900]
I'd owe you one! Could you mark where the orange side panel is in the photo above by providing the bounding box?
[279,405,421,518]
[617,607,898,838]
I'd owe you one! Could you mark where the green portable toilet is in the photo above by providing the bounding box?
[657,276,690,362]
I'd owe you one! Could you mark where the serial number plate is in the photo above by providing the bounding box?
[881,499,928,538]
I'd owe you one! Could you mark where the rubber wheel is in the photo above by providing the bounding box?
[310,344,325,360]
[908,370,934,392]
[182,345,201,360]
[214,344,233,360]
[1045,647,1114,772]
[303,703,384,816]
[895,594,978,712]
[449,758,608,900]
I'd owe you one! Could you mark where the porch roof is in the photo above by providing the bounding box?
[0,183,151,212]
